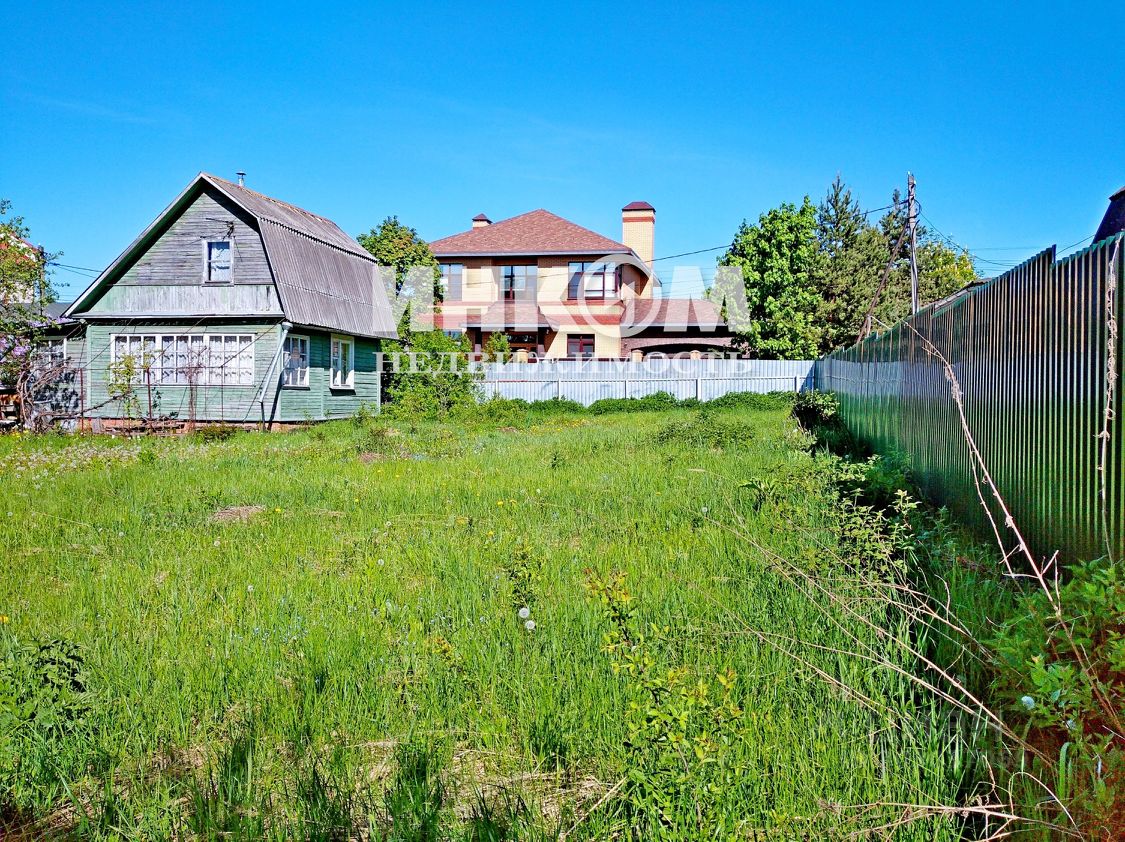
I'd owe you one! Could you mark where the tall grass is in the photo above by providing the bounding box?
[0,403,991,838]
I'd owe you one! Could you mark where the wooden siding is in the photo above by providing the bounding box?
[80,323,380,423]
[275,331,381,422]
[83,322,281,423]
[82,186,282,315]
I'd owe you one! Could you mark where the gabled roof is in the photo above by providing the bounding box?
[430,209,633,257]
[66,173,397,339]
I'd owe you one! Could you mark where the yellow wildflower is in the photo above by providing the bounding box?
[0,614,8,624]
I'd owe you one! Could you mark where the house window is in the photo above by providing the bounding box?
[439,263,463,300]
[34,338,67,369]
[501,265,537,300]
[283,335,310,387]
[205,240,232,282]
[566,334,596,358]
[110,333,253,385]
[568,262,620,300]
[330,335,354,388]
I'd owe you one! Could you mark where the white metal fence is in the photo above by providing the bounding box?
[473,358,815,405]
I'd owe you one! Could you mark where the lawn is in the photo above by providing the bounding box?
[0,399,983,840]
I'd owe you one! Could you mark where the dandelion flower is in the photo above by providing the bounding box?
[518,607,531,620]
[524,620,536,632]
[247,584,254,594]
[1019,695,1035,711]
[377,558,385,567]
[497,500,505,507]
[0,615,9,624]
[213,539,221,547]
[274,507,282,513]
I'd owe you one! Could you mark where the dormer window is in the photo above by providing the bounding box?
[205,239,232,282]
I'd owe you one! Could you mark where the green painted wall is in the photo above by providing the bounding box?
[80,323,381,423]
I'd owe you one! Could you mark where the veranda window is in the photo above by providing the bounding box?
[111,334,254,385]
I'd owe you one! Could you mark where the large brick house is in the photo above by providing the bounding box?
[429,203,733,359]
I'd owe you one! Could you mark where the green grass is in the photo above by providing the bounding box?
[0,404,982,839]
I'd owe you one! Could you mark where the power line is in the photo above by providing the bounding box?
[48,261,102,274]
[651,245,727,262]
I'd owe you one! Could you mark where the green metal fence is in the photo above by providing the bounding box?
[816,234,1124,564]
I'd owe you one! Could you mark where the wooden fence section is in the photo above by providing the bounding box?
[475,358,815,405]
[816,234,1124,563]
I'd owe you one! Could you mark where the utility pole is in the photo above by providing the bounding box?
[907,173,920,315]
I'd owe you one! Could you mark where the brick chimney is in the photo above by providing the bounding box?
[621,202,655,267]
[472,213,491,229]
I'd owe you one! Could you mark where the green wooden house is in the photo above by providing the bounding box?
[62,173,397,425]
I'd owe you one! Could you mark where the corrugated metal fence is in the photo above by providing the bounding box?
[816,234,1124,563]
[475,358,815,405]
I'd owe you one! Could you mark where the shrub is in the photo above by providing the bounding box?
[588,391,680,415]
[988,557,1124,831]
[707,390,795,412]
[656,411,755,450]
[194,423,238,442]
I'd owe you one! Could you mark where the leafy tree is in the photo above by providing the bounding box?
[1,199,63,426]
[358,217,479,415]
[718,198,822,359]
[810,178,978,351]
[357,215,439,292]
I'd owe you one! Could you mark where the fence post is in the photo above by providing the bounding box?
[557,375,562,400]
[794,376,799,393]
[696,377,701,401]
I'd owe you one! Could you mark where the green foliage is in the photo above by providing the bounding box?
[588,391,681,415]
[0,402,989,839]
[383,330,481,420]
[989,557,1125,831]
[482,331,511,363]
[655,409,754,450]
[719,198,822,359]
[0,632,92,813]
[194,423,238,443]
[584,571,747,837]
[720,177,979,356]
[356,215,439,293]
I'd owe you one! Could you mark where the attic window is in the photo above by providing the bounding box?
[205,240,232,282]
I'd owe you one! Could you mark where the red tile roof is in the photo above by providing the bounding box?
[430,209,632,257]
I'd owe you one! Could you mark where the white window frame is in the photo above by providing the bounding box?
[34,337,68,365]
[110,333,255,386]
[330,334,354,389]
[203,239,233,283]
[282,334,310,388]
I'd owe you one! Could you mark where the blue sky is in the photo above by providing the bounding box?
[3,1,1123,299]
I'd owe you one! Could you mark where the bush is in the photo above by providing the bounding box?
[588,391,680,415]
[988,557,1125,831]
[656,411,755,450]
[195,423,238,442]
[707,391,795,412]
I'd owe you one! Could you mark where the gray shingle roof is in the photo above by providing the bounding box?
[66,174,397,339]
